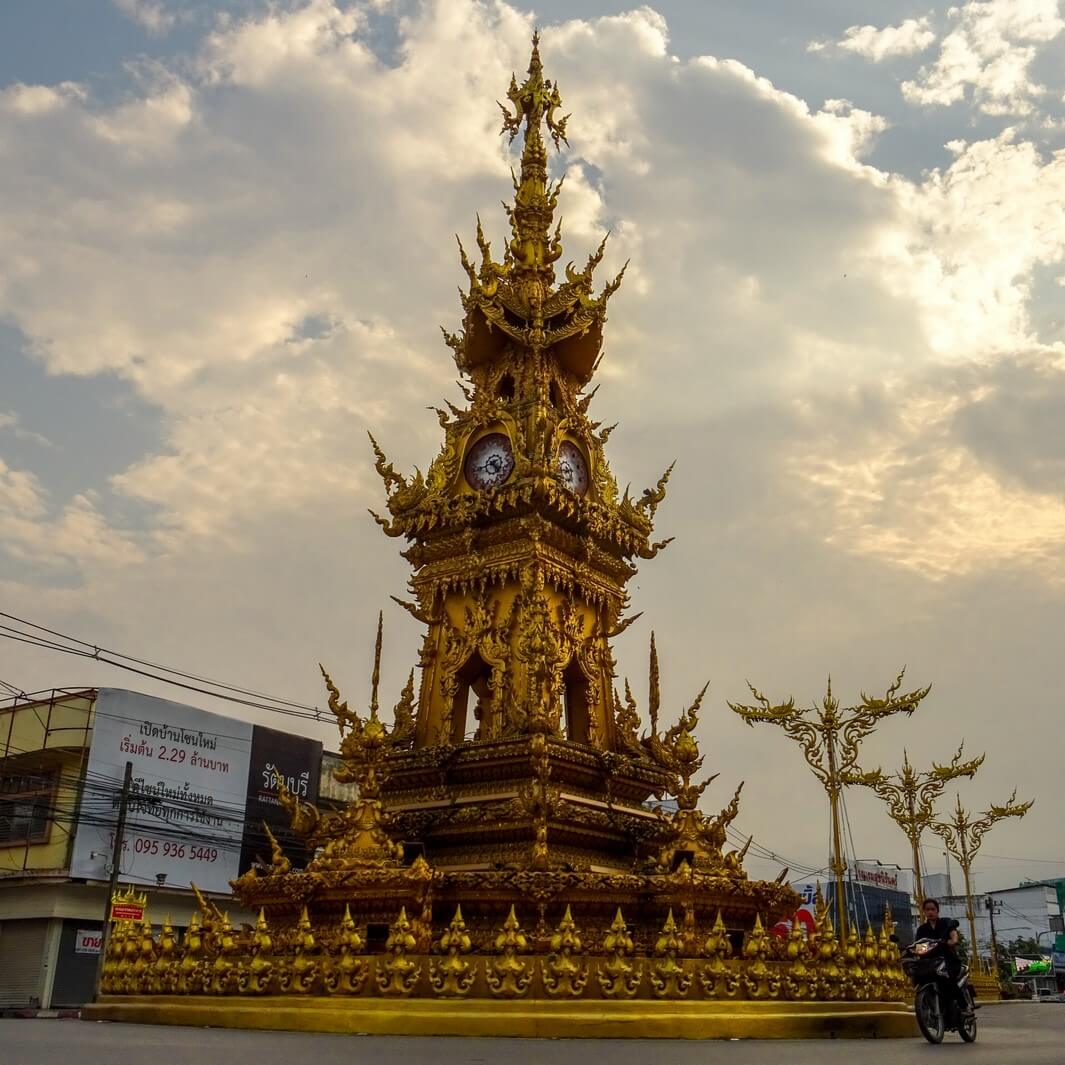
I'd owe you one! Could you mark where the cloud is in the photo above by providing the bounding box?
[112,0,178,36]
[902,0,1065,115]
[0,410,54,448]
[0,460,144,571]
[1,0,1063,881]
[809,16,937,62]
[0,81,85,116]
[890,129,1065,359]
[793,364,1065,581]
[2,0,1063,579]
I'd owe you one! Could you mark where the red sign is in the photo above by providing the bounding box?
[111,903,144,921]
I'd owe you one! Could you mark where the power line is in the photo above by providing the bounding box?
[0,676,25,697]
[979,854,1065,865]
[0,618,331,725]
[0,611,322,713]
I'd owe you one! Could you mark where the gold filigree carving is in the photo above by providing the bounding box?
[376,907,421,996]
[542,906,588,997]
[487,905,533,998]
[598,907,642,998]
[429,905,477,997]
[649,910,692,999]
[238,909,274,995]
[323,905,367,995]
[277,906,319,994]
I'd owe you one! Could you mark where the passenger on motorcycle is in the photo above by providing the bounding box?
[915,898,973,1018]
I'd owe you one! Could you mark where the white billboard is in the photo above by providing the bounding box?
[852,862,900,891]
[70,688,253,894]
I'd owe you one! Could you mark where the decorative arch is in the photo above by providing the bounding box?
[562,657,591,744]
[450,650,493,743]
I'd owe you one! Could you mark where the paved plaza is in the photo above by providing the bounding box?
[3,1002,1063,1065]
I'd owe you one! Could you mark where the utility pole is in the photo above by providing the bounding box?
[94,761,133,1000]
[985,895,1001,979]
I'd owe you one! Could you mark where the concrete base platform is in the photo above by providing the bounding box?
[85,996,917,1039]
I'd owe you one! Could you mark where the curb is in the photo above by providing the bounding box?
[4,1008,82,1020]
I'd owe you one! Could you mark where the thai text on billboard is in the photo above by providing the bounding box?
[70,688,253,894]
[238,724,322,875]
[852,862,899,891]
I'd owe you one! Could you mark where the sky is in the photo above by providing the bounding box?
[1,0,1064,902]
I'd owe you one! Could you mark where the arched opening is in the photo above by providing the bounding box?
[498,373,515,401]
[450,651,493,743]
[562,659,591,744]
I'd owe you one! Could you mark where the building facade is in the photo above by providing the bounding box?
[0,688,324,1010]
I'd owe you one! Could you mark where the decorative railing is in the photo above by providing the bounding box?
[101,901,911,1004]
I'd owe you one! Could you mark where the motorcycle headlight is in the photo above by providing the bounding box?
[915,942,932,956]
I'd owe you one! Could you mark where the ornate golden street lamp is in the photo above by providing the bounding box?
[729,670,931,936]
[932,791,1034,964]
[847,745,984,901]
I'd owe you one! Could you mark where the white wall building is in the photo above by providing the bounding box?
[934,882,1061,956]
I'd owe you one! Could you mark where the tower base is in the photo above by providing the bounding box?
[84,996,916,1040]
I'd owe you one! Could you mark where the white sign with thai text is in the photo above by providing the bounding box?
[852,862,900,891]
[75,929,103,954]
[70,689,253,894]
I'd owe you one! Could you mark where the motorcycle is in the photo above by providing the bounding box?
[899,922,978,1045]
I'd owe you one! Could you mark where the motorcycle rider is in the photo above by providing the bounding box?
[915,897,973,1018]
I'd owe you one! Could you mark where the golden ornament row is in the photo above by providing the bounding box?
[100,894,910,1005]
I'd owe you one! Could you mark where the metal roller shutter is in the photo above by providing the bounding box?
[0,919,48,1008]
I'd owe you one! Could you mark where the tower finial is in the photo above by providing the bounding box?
[497,33,570,293]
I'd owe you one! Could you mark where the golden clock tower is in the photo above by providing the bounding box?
[367,35,693,874]
[92,38,918,1040]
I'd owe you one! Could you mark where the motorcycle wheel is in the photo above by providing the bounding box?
[915,985,945,1044]
[958,990,978,1043]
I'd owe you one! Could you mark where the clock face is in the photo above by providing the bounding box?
[464,432,515,490]
[557,441,589,497]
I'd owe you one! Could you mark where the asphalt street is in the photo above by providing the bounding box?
[2,1002,1063,1065]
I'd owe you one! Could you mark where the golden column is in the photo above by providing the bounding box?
[729,671,930,936]
[847,746,984,901]
[931,791,1033,964]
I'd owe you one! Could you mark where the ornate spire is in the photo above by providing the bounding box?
[444,33,623,382]
[498,31,569,292]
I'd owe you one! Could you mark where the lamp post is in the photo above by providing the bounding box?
[932,791,1034,965]
[729,669,930,938]
[845,745,983,902]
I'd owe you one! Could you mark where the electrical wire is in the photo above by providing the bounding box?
[0,624,329,725]
[979,854,1065,865]
[0,611,322,713]
[0,676,25,698]
[839,788,873,930]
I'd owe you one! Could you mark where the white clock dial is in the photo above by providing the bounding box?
[464,433,515,490]
[557,441,589,496]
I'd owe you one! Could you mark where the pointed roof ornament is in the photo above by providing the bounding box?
[369,610,383,722]
[498,30,570,150]
[496,32,570,294]
[448,33,624,384]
